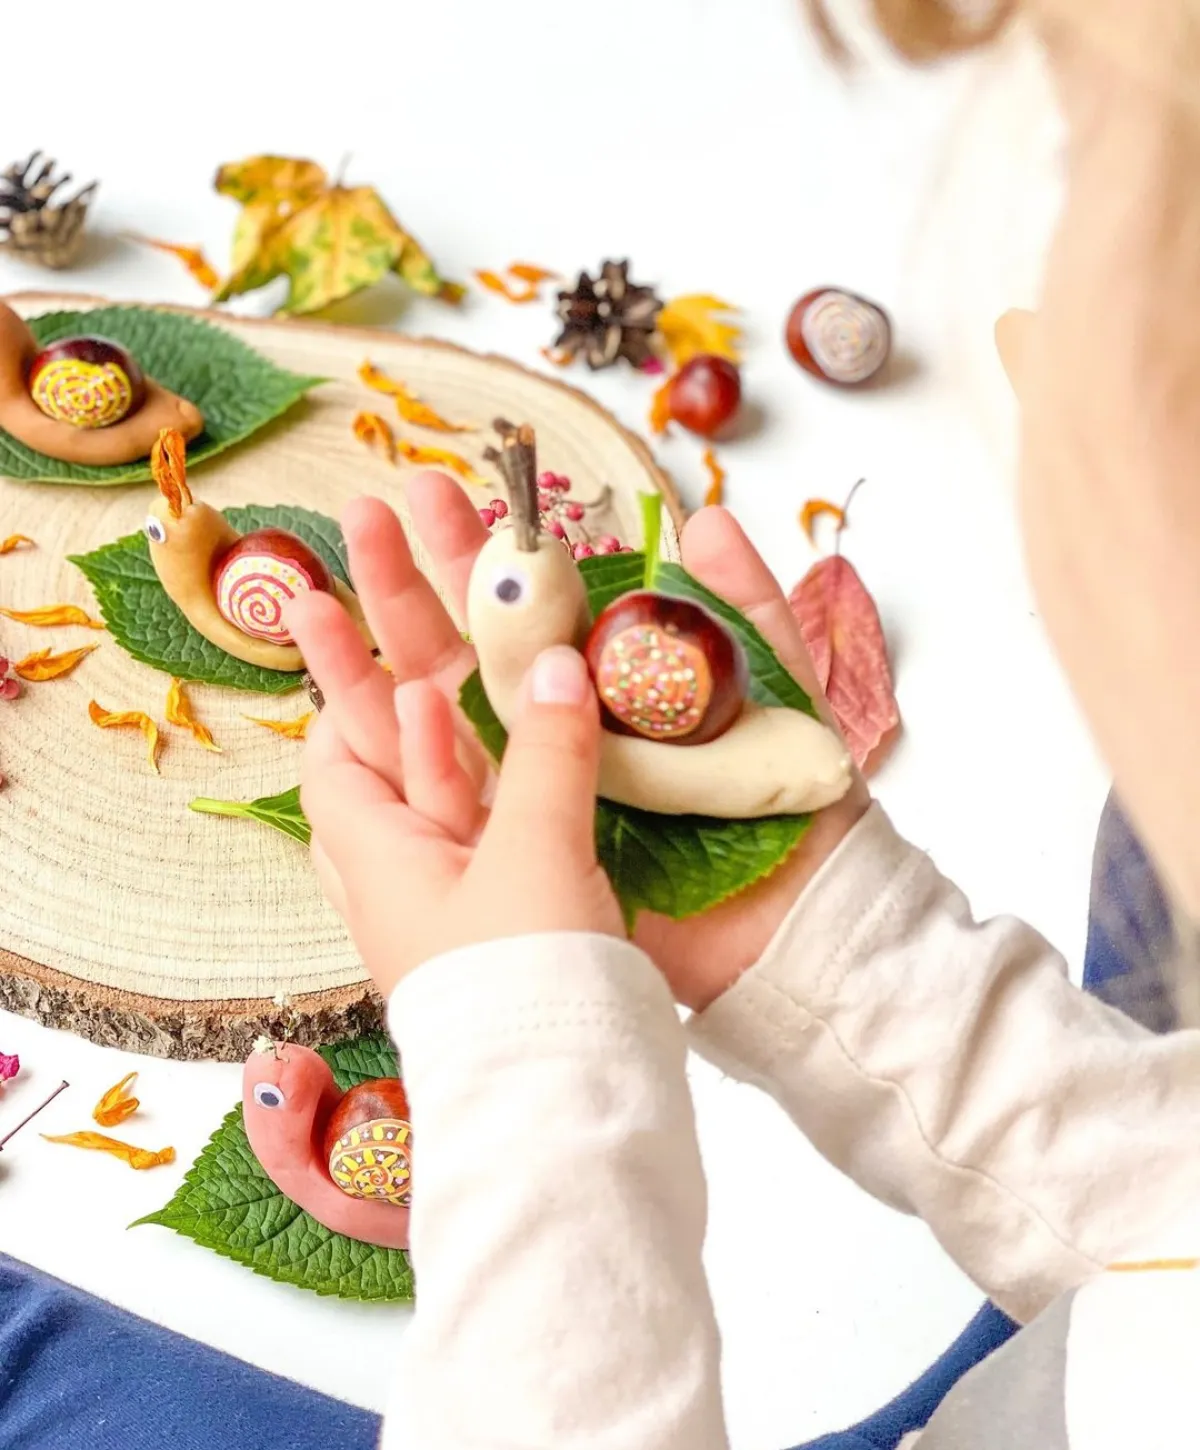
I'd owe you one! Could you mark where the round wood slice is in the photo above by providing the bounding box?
[0,292,682,1061]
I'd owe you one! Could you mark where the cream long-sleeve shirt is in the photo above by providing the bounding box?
[382,803,1200,1449]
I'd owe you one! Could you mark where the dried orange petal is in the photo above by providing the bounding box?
[799,499,847,546]
[352,411,396,463]
[507,262,558,285]
[0,534,34,555]
[702,448,726,507]
[245,712,313,740]
[93,1072,139,1128]
[125,233,221,290]
[12,645,98,681]
[88,700,161,774]
[649,377,673,436]
[474,269,538,304]
[166,679,221,752]
[357,362,473,433]
[396,441,490,487]
[0,604,104,629]
[42,1131,174,1170]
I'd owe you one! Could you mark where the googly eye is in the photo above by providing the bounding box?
[253,1083,286,1110]
[492,567,529,606]
[144,516,167,545]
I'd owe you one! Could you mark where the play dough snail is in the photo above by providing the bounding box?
[0,301,202,464]
[145,428,372,671]
[243,1042,412,1250]
[466,421,853,819]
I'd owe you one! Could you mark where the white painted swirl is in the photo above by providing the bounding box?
[800,290,891,385]
[214,552,317,644]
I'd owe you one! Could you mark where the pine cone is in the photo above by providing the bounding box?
[553,261,663,370]
[0,153,97,269]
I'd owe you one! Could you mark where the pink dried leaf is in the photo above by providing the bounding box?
[788,555,900,772]
[0,1053,19,1082]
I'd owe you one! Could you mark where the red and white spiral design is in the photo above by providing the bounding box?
[214,552,319,644]
[799,290,891,385]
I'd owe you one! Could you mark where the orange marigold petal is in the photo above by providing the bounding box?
[12,645,98,681]
[42,1131,175,1170]
[474,269,538,304]
[0,604,105,629]
[88,700,162,774]
[0,534,35,555]
[245,713,313,740]
[126,234,221,291]
[799,499,847,547]
[352,411,397,463]
[93,1072,140,1128]
[396,441,490,487]
[649,378,673,436]
[702,448,726,507]
[507,262,559,285]
[166,679,221,752]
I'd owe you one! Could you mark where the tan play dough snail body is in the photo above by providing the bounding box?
[0,301,202,465]
[467,424,853,819]
[145,428,372,672]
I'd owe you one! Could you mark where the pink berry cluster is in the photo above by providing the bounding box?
[477,470,633,562]
[0,655,20,702]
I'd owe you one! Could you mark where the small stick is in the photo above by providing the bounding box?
[0,1080,69,1151]
[485,419,540,551]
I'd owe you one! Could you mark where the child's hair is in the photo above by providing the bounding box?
[806,0,1016,60]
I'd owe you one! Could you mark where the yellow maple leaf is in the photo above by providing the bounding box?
[213,156,458,316]
[657,294,742,367]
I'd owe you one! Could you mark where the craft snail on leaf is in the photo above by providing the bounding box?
[786,288,892,387]
[243,1041,411,1250]
[145,428,373,671]
[0,301,202,464]
[465,421,853,819]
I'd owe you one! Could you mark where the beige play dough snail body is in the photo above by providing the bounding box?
[467,423,852,819]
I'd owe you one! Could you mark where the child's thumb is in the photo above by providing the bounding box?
[995,307,1035,397]
[483,646,601,867]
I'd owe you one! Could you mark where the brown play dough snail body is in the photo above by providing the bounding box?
[467,424,853,819]
[0,302,202,465]
[146,429,372,672]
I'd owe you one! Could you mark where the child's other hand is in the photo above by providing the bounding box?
[290,635,623,996]
[289,478,867,1009]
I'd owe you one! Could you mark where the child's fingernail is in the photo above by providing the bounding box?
[530,647,588,706]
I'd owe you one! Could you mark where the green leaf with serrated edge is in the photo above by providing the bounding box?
[190,785,311,845]
[133,1102,413,1303]
[457,553,815,923]
[320,1032,399,1089]
[69,503,349,694]
[0,306,323,485]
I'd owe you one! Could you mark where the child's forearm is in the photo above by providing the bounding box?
[688,803,1200,1324]
[383,933,728,1450]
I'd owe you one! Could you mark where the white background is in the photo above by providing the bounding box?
[0,3,1105,1445]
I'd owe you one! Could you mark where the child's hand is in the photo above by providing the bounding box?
[291,630,623,995]
[289,477,867,1007]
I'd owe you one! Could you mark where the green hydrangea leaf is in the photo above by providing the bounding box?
[320,1032,399,1088]
[0,305,323,485]
[134,1089,413,1303]
[458,554,815,924]
[189,785,311,844]
[69,504,348,695]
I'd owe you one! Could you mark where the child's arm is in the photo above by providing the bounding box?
[688,802,1200,1325]
[383,933,727,1450]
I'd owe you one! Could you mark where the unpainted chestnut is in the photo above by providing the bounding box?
[666,354,742,438]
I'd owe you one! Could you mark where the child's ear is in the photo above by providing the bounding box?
[994,308,1035,397]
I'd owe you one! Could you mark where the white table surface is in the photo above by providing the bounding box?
[0,3,1105,1445]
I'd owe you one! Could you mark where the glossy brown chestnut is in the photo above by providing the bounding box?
[211,528,335,645]
[585,591,749,745]
[27,335,147,428]
[323,1077,413,1207]
[785,288,891,387]
[667,354,742,438]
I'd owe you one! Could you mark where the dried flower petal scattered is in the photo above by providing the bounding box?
[12,645,98,681]
[88,700,162,773]
[165,679,221,752]
[93,1072,139,1128]
[42,1131,175,1170]
[352,411,397,463]
[0,604,104,629]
